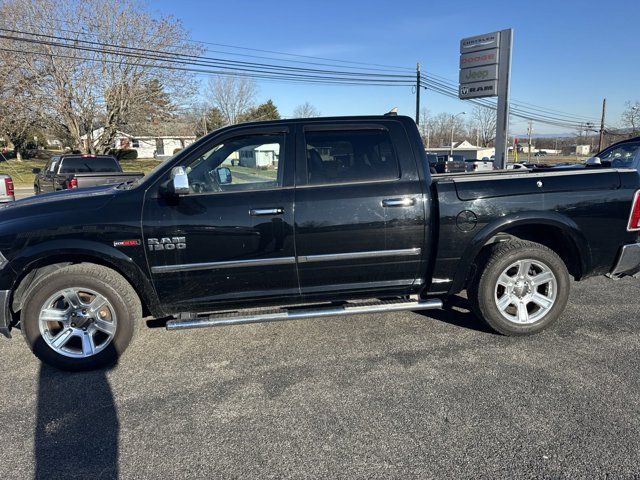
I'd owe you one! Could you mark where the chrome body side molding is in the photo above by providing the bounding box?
[152,256,296,274]
[153,248,422,273]
[297,248,421,264]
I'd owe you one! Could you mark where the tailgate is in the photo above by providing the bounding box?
[75,172,144,187]
[453,169,621,201]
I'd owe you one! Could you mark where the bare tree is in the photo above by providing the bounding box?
[621,101,640,136]
[471,106,497,147]
[206,76,257,125]
[426,112,467,147]
[292,102,321,118]
[0,0,199,153]
[0,31,50,160]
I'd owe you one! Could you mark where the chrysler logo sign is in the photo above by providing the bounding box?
[460,32,500,53]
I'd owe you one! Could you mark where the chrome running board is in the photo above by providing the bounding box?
[166,297,442,331]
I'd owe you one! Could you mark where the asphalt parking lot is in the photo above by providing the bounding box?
[1,275,639,479]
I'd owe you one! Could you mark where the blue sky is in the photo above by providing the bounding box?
[152,0,637,135]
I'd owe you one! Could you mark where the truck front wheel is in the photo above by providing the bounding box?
[21,263,141,371]
[468,240,570,336]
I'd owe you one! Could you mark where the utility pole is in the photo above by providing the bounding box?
[527,121,533,162]
[598,98,606,153]
[415,63,421,125]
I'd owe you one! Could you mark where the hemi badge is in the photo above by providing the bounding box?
[114,239,141,247]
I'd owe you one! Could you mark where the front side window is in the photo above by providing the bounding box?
[304,129,399,185]
[597,142,640,168]
[184,133,283,193]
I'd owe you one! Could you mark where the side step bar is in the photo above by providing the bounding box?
[166,298,443,331]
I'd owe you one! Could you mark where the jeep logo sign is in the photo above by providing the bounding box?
[458,64,499,84]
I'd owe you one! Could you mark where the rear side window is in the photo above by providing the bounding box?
[59,157,119,173]
[305,129,399,185]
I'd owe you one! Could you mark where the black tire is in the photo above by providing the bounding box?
[468,240,570,336]
[21,263,141,371]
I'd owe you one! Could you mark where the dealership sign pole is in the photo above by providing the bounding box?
[459,29,512,169]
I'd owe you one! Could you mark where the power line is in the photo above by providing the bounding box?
[1,25,604,130]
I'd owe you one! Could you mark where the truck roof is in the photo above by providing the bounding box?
[208,114,416,131]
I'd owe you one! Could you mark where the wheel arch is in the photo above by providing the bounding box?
[9,240,163,319]
[451,211,590,293]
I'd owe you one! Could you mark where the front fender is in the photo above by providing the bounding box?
[450,210,591,293]
[1,239,163,318]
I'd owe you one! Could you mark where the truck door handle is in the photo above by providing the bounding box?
[249,208,284,216]
[382,198,416,207]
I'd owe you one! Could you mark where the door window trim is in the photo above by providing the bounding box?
[183,130,288,196]
[148,125,291,197]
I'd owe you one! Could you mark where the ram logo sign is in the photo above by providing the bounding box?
[148,237,187,251]
[459,81,498,99]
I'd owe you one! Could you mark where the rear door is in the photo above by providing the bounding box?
[293,121,426,297]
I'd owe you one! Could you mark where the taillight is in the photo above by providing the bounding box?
[68,177,78,189]
[628,190,640,232]
[4,177,14,197]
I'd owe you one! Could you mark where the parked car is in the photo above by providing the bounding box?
[427,153,466,173]
[33,154,144,194]
[506,163,528,170]
[0,174,14,203]
[1,115,640,371]
[465,158,494,172]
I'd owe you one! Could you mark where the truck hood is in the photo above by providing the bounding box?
[0,184,118,220]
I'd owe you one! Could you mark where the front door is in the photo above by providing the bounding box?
[293,122,426,297]
[142,126,298,312]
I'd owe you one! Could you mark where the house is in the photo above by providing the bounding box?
[574,144,591,156]
[80,128,196,159]
[237,143,280,169]
[426,140,495,160]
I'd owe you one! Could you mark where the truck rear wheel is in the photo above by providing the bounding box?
[468,240,570,336]
[21,263,141,371]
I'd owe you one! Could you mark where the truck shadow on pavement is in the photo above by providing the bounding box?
[35,364,119,480]
[416,295,496,334]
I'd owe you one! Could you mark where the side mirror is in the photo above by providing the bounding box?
[32,168,41,174]
[214,167,232,185]
[168,166,190,195]
[585,156,601,165]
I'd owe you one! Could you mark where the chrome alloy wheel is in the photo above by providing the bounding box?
[38,287,117,358]
[494,259,558,325]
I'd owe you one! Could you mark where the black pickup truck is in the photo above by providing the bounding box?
[33,154,144,194]
[1,115,639,371]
